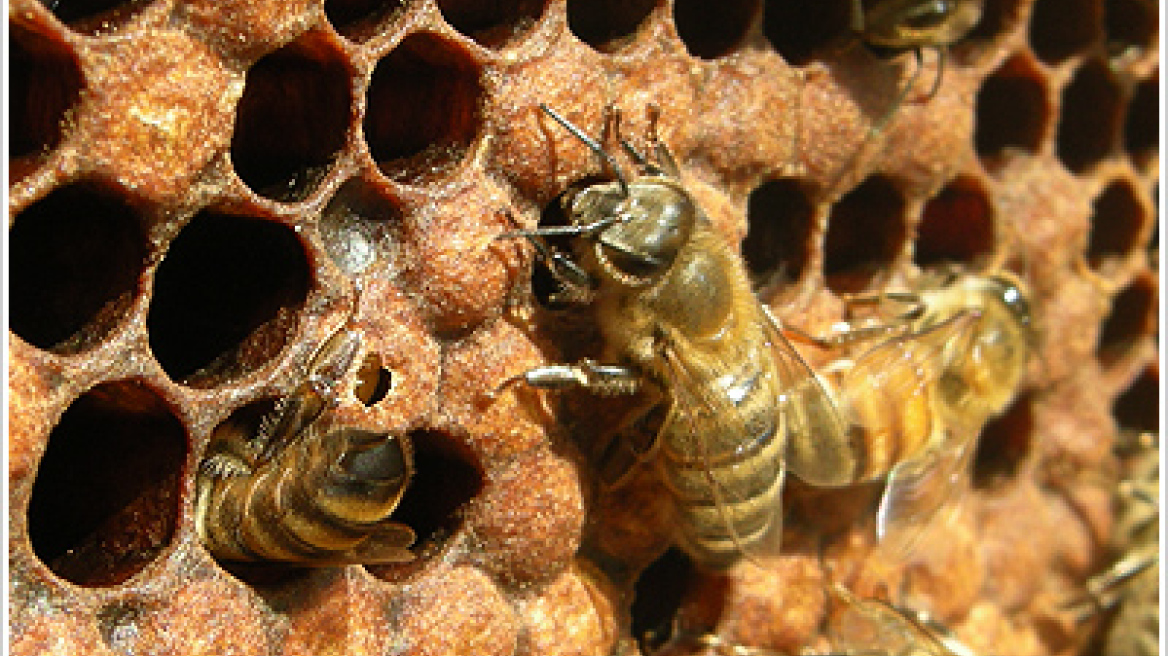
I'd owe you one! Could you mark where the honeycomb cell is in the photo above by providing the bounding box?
[42,0,153,33]
[1112,364,1159,432]
[1056,58,1123,174]
[1086,178,1147,270]
[761,0,850,65]
[631,547,694,651]
[147,212,310,386]
[673,0,759,60]
[566,0,656,53]
[9,183,146,354]
[823,175,907,293]
[364,32,483,184]
[1096,275,1156,363]
[743,177,815,288]
[1124,72,1158,167]
[436,0,545,49]
[972,393,1034,490]
[9,25,84,159]
[324,0,405,41]
[1028,0,1102,64]
[974,55,1048,158]
[26,380,187,587]
[318,176,404,275]
[913,175,995,267]
[356,351,394,406]
[1103,0,1157,60]
[229,37,352,201]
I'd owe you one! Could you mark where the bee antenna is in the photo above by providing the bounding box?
[539,103,630,198]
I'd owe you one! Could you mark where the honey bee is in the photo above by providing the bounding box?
[498,104,858,568]
[827,585,980,656]
[194,317,415,565]
[810,269,1032,551]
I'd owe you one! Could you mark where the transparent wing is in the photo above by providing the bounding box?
[827,587,941,656]
[875,435,975,560]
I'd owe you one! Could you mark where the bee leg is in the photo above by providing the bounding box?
[507,359,643,397]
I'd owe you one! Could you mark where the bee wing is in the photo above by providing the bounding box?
[875,436,975,559]
[828,588,927,655]
[759,306,858,487]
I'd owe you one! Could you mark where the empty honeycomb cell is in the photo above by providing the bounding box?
[630,546,693,650]
[913,175,996,267]
[26,380,186,587]
[9,25,84,159]
[146,212,310,386]
[364,32,483,184]
[1123,72,1158,167]
[1095,275,1156,363]
[1056,58,1123,174]
[673,0,759,60]
[229,36,352,201]
[972,393,1035,490]
[566,0,656,53]
[1111,364,1158,432]
[435,0,546,49]
[324,0,405,41]
[822,174,907,293]
[761,0,850,65]
[9,183,146,355]
[974,54,1049,158]
[1103,0,1158,59]
[356,351,394,406]
[1029,0,1102,64]
[318,176,404,275]
[41,0,153,34]
[1086,178,1147,270]
[743,177,815,289]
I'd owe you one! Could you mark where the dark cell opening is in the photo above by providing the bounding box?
[436,0,546,48]
[631,547,695,652]
[230,39,352,201]
[743,177,815,289]
[1124,73,1158,167]
[1087,179,1147,269]
[1028,0,1101,64]
[914,176,995,267]
[356,352,393,407]
[567,0,657,53]
[1057,58,1123,174]
[1112,365,1159,433]
[974,56,1049,158]
[9,26,84,158]
[964,0,1026,44]
[1096,276,1156,364]
[673,0,760,60]
[27,381,187,587]
[365,33,483,185]
[40,0,152,33]
[147,212,310,387]
[9,183,145,355]
[1104,0,1156,60]
[823,175,907,293]
[762,0,850,65]
[318,176,404,275]
[972,393,1034,489]
[324,0,406,41]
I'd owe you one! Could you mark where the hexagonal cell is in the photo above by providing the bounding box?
[9,25,84,159]
[631,547,695,651]
[743,177,815,290]
[364,32,484,185]
[1123,72,1158,167]
[318,176,405,275]
[823,175,907,293]
[27,380,187,587]
[913,175,995,267]
[41,0,154,34]
[1086,178,1147,270]
[974,55,1049,159]
[972,393,1034,490]
[674,0,760,60]
[567,0,657,54]
[146,212,311,387]
[1112,364,1158,433]
[1103,0,1158,60]
[762,0,850,65]
[9,182,146,355]
[1096,275,1156,365]
[229,36,352,202]
[324,0,406,42]
[436,0,546,49]
[1056,58,1123,174]
[1028,0,1102,64]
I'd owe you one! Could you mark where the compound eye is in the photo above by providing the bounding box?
[900,0,956,30]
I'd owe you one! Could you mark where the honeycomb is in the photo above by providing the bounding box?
[7,0,1159,654]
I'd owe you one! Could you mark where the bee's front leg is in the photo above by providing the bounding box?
[504,359,643,397]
